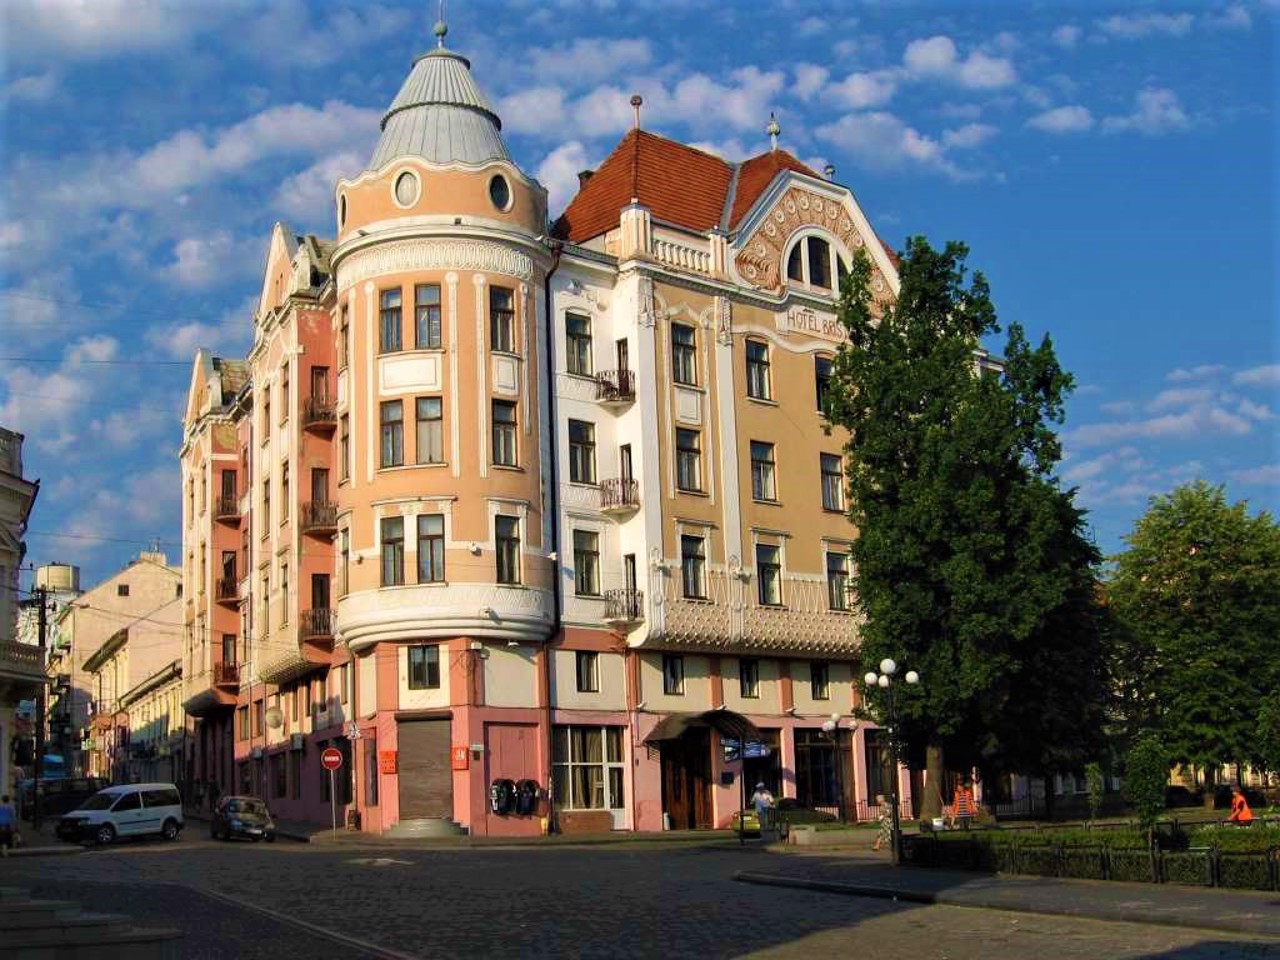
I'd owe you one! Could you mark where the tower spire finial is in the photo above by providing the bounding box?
[630,94,643,131]
[433,0,448,48]
[766,112,781,153]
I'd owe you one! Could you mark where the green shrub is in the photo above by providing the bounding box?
[1187,823,1280,852]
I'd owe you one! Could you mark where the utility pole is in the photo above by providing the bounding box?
[34,585,48,830]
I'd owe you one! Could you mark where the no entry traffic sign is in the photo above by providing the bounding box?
[321,747,343,771]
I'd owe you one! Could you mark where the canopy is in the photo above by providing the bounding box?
[642,710,764,746]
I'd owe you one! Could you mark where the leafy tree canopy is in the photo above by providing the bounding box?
[1109,481,1280,771]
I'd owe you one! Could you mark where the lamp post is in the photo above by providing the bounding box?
[864,658,919,866]
[819,713,847,822]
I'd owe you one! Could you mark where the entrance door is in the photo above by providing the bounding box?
[397,719,453,819]
[619,445,633,484]
[312,573,330,611]
[660,727,712,829]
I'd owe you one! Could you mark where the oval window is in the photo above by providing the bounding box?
[394,170,420,207]
[488,174,511,211]
[338,193,347,229]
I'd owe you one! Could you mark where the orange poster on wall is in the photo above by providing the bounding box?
[378,750,398,774]
[451,745,469,770]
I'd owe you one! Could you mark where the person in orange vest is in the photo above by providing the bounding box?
[1228,785,1254,825]
[949,778,975,830]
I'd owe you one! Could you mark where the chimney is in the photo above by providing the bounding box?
[577,169,595,189]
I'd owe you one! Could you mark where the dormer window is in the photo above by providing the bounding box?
[785,233,849,294]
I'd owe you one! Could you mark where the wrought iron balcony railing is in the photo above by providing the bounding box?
[215,577,239,603]
[603,588,644,624]
[301,607,337,640]
[213,661,240,686]
[595,369,636,404]
[215,495,240,522]
[599,477,640,514]
[300,500,338,535]
[302,395,337,430]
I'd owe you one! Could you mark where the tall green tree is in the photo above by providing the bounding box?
[827,237,1105,818]
[1109,481,1280,780]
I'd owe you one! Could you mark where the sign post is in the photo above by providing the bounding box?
[321,747,343,837]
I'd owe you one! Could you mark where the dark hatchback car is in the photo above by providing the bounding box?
[210,796,277,842]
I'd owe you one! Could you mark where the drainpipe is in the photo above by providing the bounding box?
[541,240,563,833]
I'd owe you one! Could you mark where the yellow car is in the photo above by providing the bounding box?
[730,809,762,834]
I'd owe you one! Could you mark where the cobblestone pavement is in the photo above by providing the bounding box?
[2,838,1278,959]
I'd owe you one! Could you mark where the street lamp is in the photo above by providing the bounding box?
[819,713,847,822]
[865,660,919,865]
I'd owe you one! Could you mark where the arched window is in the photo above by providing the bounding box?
[807,237,831,289]
[787,244,804,282]
[784,232,847,294]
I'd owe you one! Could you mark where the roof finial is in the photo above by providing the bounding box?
[823,163,836,181]
[766,112,781,152]
[433,0,448,47]
[630,94,643,131]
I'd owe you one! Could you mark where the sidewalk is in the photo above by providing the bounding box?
[737,850,1280,938]
[3,820,81,858]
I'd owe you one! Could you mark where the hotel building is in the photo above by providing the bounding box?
[181,22,910,835]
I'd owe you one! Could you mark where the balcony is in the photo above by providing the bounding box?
[214,495,240,523]
[599,478,640,517]
[0,640,44,694]
[213,661,240,686]
[302,395,337,432]
[215,577,239,605]
[300,500,338,537]
[595,369,636,406]
[301,607,337,641]
[603,588,644,625]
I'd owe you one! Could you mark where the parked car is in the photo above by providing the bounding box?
[210,796,277,842]
[18,777,108,821]
[56,783,183,845]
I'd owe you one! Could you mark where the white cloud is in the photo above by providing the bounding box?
[499,87,569,135]
[1236,398,1275,421]
[0,336,122,453]
[160,232,245,289]
[1167,364,1225,382]
[1233,364,1280,386]
[1052,25,1082,48]
[1097,12,1194,38]
[1069,404,1255,448]
[1027,105,1095,133]
[902,35,1017,89]
[1103,87,1192,135]
[1205,5,1252,29]
[1148,387,1214,412]
[1231,464,1280,485]
[4,0,210,63]
[817,111,976,181]
[530,38,652,85]
[828,70,899,109]
[144,295,256,361]
[3,71,58,103]
[536,141,595,219]
[1100,400,1137,416]
[942,123,998,149]
[1062,445,1146,484]
[273,151,363,223]
[794,64,830,102]
[796,17,828,37]
[238,2,412,69]
[687,139,752,162]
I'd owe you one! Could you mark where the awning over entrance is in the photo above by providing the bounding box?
[643,710,764,746]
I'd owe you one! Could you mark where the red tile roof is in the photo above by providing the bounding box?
[552,128,900,269]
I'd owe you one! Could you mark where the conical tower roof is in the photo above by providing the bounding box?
[369,38,510,170]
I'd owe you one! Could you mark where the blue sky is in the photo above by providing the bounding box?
[1,0,1275,587]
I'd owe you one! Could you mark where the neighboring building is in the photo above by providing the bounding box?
[0,427,41,795]
[44,552,183,778]
[181,21,913,835]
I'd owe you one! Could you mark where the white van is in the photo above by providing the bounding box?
[56,783,184,845]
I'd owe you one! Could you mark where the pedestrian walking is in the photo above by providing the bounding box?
[949,779,975,830]
[872,794,893,851]
[751,781,775,835]
[0,794,18,857]
[1228,785,1254,826]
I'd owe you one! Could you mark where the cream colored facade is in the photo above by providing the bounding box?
[0,427,40,796]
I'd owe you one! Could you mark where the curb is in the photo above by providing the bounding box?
[731,871,1280,938]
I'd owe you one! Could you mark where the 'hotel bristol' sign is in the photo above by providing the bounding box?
[774,305,847,344]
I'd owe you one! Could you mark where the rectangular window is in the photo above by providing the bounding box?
[261,477,270,533]
[680,535,706,600]
[826,552,849,611]
[340,529,350,596]
[490,286,515,352]
[221,468,236,499]
[810,661,830,701]
[751,441,777,502]
[417,515,445,583]
[280,462,289,525]
[552,726,625,811]
[495,515,521,585]
[573,529,600,597]
[416,397,444,464]
[340,414,350,481]
[364,734,379,806]
[380,517,405,587]
[745,340,772,400]
[379,288,402,353]
[739,658,760,699]
[221,633,236,666]
[415,284,442,348]
[280,561,289,625]
[671,323,696,385]
[575,651,599,693]
[407,645,440,690]
[757,544,782,606]
[280,365,289,422]
[662,654,685,695]
[821,453,845,512]
[252,700,264,738]
[380,400,404,468]
[566,312,592,375]
[675,428,702,493]
[338,306,349,371]
[311,365,329,403]
[263,394,271,440]
[568,419,596,484]
[815,356,832,412]
[237,706,249,741]
[492,400,517,466]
